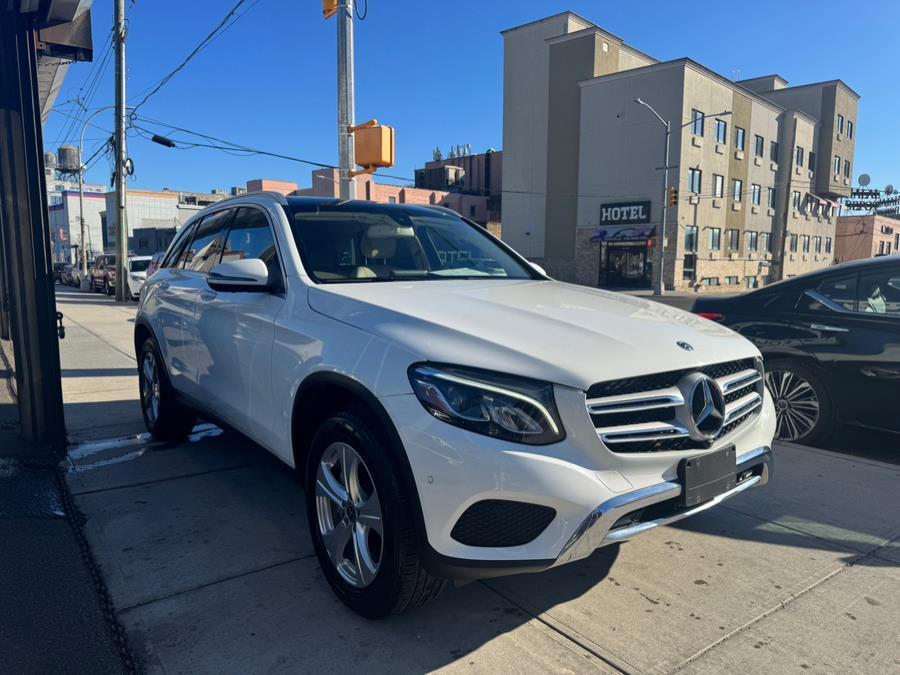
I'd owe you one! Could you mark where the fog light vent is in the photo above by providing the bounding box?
[451,499,556,547]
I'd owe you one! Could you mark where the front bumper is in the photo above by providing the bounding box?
[381,385,776,580]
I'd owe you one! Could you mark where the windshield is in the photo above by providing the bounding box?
[130,259,151,272]
[285,205,534,283]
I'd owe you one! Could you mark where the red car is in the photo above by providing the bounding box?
[89,254,117,295]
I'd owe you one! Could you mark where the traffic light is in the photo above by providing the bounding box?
[351,120,395,175]
[668,186,678,207]
[323,0,338,19]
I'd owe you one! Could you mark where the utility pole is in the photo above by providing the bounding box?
[114,0,128,301]
[336,0,356,200]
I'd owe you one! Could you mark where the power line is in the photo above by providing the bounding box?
[131,114,416,183]
[129,0,260,114]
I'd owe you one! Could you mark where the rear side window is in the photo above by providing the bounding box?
[857,267,900,316]
[181,208,234,273]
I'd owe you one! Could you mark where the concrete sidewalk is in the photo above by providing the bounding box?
[57,286,900,674]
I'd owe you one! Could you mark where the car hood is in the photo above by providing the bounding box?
[307,279,758,391]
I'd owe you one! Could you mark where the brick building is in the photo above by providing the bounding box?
[835,214,900,262]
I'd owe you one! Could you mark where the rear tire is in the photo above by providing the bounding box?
[765,359,834,446]
[138,338,196,441]
[305,408,445,618]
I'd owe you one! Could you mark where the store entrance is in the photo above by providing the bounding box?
[600,242,651,288]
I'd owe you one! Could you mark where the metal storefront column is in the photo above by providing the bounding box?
[0,9,66,452]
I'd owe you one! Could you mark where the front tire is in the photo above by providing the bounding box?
[305,409,445,618]
[138,338,196,441]
[765,359,834,445]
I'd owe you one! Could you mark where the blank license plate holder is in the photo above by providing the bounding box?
[678,445,736,508]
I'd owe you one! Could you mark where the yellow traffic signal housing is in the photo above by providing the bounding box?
[668,186,678,207]
[353,122,395,174]
[323,0,338,19]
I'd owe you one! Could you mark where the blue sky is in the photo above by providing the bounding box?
[45,0,899,194]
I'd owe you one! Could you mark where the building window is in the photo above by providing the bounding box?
[825,237,833,253]
[726,229,740,250]
[801,235,810,253]
[748,231,759,252]
[878,240,886,255]
[767,187,776,209]
[751,183,761,206]
[713,174,724,198]
[834,155,841,176]
[761,232,771,253]
[691,109,705,136]
[844,159,851,178]
[837,114,844,134]
[715,119,727,144]
[733,179,743,202]
[702,277,721,287]
[746,276,759,289]
[683,254,697,281]
[709,228,722,251]
[725,275,739,285]
[848,120,854,139]
[814,236,822,253]
[689,168,702,194]
[808,151,816,172]
[754,135,764,157]
[388,196,397,204]
[770,141,779,162]
[792,190,801,210]
[735,127,745,151]
[789,233,798,252]
[795,146,804,167]
[469,205,476,217]
[684,225,699,252]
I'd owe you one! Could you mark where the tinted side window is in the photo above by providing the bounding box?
[222,207,282,285]
[857,267,900,316]
[163,223,197,269]
[797,274,858,313]
[183,209,234,273]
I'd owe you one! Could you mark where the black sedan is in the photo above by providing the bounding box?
[692,256,900,445]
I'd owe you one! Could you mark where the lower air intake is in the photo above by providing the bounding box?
[450,499,556,547]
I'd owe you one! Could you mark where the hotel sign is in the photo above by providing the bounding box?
[599,200,651,225]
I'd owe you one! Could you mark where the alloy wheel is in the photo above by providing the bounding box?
[315,442,383,588]
[765,369,820,441]
[140,349,160,426]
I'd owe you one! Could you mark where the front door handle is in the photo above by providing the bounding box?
[158,280,170,290]
[809,323,849,333]
[200,290,217,302]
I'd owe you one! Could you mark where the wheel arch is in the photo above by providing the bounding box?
[289,371,428,541]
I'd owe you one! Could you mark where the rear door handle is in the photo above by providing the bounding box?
[809,323,849,333]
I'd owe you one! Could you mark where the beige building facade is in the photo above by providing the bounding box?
[502,12,859,291]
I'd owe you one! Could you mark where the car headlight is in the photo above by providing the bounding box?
[408,364,565,445]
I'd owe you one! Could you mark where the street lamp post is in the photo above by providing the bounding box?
[633,99,731,295]
[77,105,115,290]
[634,97,670,296]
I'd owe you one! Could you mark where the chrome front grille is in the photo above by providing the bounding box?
[586,358,764,453]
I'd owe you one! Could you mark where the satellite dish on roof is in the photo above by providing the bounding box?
[858,174,870,187]
[886,184,895,195]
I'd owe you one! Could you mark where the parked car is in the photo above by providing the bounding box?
[89,254,117,295]
[692,256,900,445]
[135,195,775,618]
[71,260,94,288]
[125,255,153,300]
[59,264,76,286]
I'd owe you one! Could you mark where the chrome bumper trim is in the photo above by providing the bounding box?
[604,475,760,542]
[556,446,772,565]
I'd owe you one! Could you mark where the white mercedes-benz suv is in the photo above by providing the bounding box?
[135,193,775,618]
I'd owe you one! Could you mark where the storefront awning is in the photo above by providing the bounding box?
[590,224,656,242]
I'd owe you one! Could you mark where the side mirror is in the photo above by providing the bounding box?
[530,262,548,277]
[208,258,270,292]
